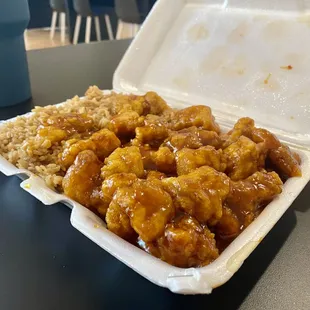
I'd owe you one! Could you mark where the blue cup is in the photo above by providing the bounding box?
[0,0,31,107]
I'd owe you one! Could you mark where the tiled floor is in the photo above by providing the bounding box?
[24,28,70,51]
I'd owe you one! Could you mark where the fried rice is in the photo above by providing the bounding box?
[0,86,118,189]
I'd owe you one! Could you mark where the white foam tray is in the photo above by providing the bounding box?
[1,0,310,294]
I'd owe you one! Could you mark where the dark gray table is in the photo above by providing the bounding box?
[0,39,310,310]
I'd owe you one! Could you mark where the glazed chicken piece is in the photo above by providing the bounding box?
[109,94,146,116]
[141,215,219,268]
[170,105,220,133]
[143,91,170,115]
[89,129,121,159]
[269,145,301,178]
[106,197,137,241]
[146,170,167,181]
[164,126,222,152]
[165,128,202,151]
[251,128,302,178]
[60,139,96,168]
[214,205,241,240]
[110,179,175,242]
[110,91,170,116]
[60,129,121,168]
[132,125,169,147]
[101,146,144,179]
[41,112,94,135]
[221,117,255,148]
[190,127,222,149]
[151,147,176,174]
[62,150,105,214]
[215,171,283,247]
[108,111,144,138]
[223,136,260,181]
[37,113,95,143]
[175,146,226,175]
[101,173,138,216]
[162,166,230,226]
[141,146,176,175]
[226,170,283,222]
[223,118,301,178]
[37,126,67,144]
[143,113,172,128]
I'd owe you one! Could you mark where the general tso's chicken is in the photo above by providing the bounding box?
[170,106,220,133]
[214,205,241,240]
[38,126,67,144]
[162,166,230,226]
[106,198,137,241]
[146,170,167,181]
[189,127,222,149]
[150,147,176,174]
[251,128,302,178]
[110,179,175,242]
[223,136,260,181]
[164,127,222,152]
[38,113,95,144]
[164,128,202,151]
[132,125,169,147]
[89,129,121,159]
[101,173,138,216]
[60,129,121,168]
[143,91,170,115]
[62,150,105,214]
[269,146,302,178]
[109,92,170,116]
[108,111,144,138]
[223,118,301,178]
[226,170,283,221]
[60,139,96,168]
[109,94,146,116]
[215,171,283,247]
[143,113,172,128]
[221,117,255,148]
[101,146,144,179]
[42,112,94,134]
[175,146,226,175]
[141,215,219,268]
[141,146,176,175]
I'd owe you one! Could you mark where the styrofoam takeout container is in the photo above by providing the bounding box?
[1,0,310,294]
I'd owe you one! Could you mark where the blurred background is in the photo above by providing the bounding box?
[25,0,157,50]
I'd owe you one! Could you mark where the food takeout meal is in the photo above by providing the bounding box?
[0,86,302,268]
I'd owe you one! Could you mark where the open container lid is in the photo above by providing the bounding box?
[114,0,310,147]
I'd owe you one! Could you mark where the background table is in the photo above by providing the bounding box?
[0,40,310,310]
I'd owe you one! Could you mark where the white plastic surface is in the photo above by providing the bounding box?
[1,0,310,295]
[114,0,310,147]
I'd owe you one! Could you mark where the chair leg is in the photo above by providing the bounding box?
[50,11,58,40]
[85,16,92,43]
[60,12,66,44]
[73,15,81,45]
[131,23,135,38]
[94,16,101,41]
[116,20,124,40]
[134,24,140,36]
[104,14,114,40]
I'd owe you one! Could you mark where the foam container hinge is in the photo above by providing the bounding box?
[1,0,310,294]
